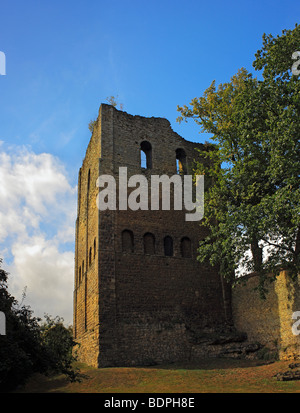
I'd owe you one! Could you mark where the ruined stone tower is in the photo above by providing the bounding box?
[74,104,231,367]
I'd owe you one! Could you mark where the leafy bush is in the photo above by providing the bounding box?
[0,259,79,391]
[40,315,80,382]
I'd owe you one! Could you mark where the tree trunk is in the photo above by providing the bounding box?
[251,236,263,272]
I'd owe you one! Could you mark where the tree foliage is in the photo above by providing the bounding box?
[40,315,80,383]
[88,118,97,133]
[0,259,79,391]
[177,25,300,296]
[106,95,124,110]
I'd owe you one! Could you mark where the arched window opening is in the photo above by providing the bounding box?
[94,238,96,259]
[164,236,173,257]
[78,266,81,284]
[176,148,187,174]
[143,232,155,255]
[82,260,85,277]
[122,229,134,253]
[181,237,192,258]
[140,141,152,169]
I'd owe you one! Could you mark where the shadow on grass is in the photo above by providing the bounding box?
[15,358,286,394]
[14,369,91,394]
[140,357,275,371]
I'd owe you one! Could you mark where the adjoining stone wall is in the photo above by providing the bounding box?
[232,271,300,360]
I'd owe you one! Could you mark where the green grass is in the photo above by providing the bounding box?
[16,359,300,393]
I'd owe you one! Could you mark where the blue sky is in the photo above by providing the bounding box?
[0,0,299,324]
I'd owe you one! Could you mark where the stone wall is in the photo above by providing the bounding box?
[73,108,102,366]
[74,104,300,366]
[74,104,231,367]
[232,271,300,360]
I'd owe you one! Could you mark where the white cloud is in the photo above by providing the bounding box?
[9,236,74,325]
[0,144,77,325]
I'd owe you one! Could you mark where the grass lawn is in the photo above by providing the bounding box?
[15,358,300,393]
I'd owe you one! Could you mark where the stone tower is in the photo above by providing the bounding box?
[74,104,231,367]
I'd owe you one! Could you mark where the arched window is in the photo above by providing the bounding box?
[140,141,152,169]
[143,232,155,255]
[78,266,81,284]
[181,237,192,258]
[94,238,96,259]
[176,148,187,174]
[122,229,134,253]
[164,236,173,257]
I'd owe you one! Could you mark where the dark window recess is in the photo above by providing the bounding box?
[164,236,173,257]
[89,247,92,266]
[176,148,187,174]
[143,232,155,255]
[122,230,134,253]
[181,237,192,258]
[140,141,152,169]
[87,169,91,194]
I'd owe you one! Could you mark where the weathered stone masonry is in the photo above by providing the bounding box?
[232,271,300,360]
[74,104,234,367]
[74,104,300,366]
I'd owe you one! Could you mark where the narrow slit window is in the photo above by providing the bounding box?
[89,247,92,266]
[87,169,91,194]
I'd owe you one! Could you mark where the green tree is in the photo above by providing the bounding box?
[0,259,80,391]
[0,260,44,390]
[40,314,80,382]
[177,25,300,296]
